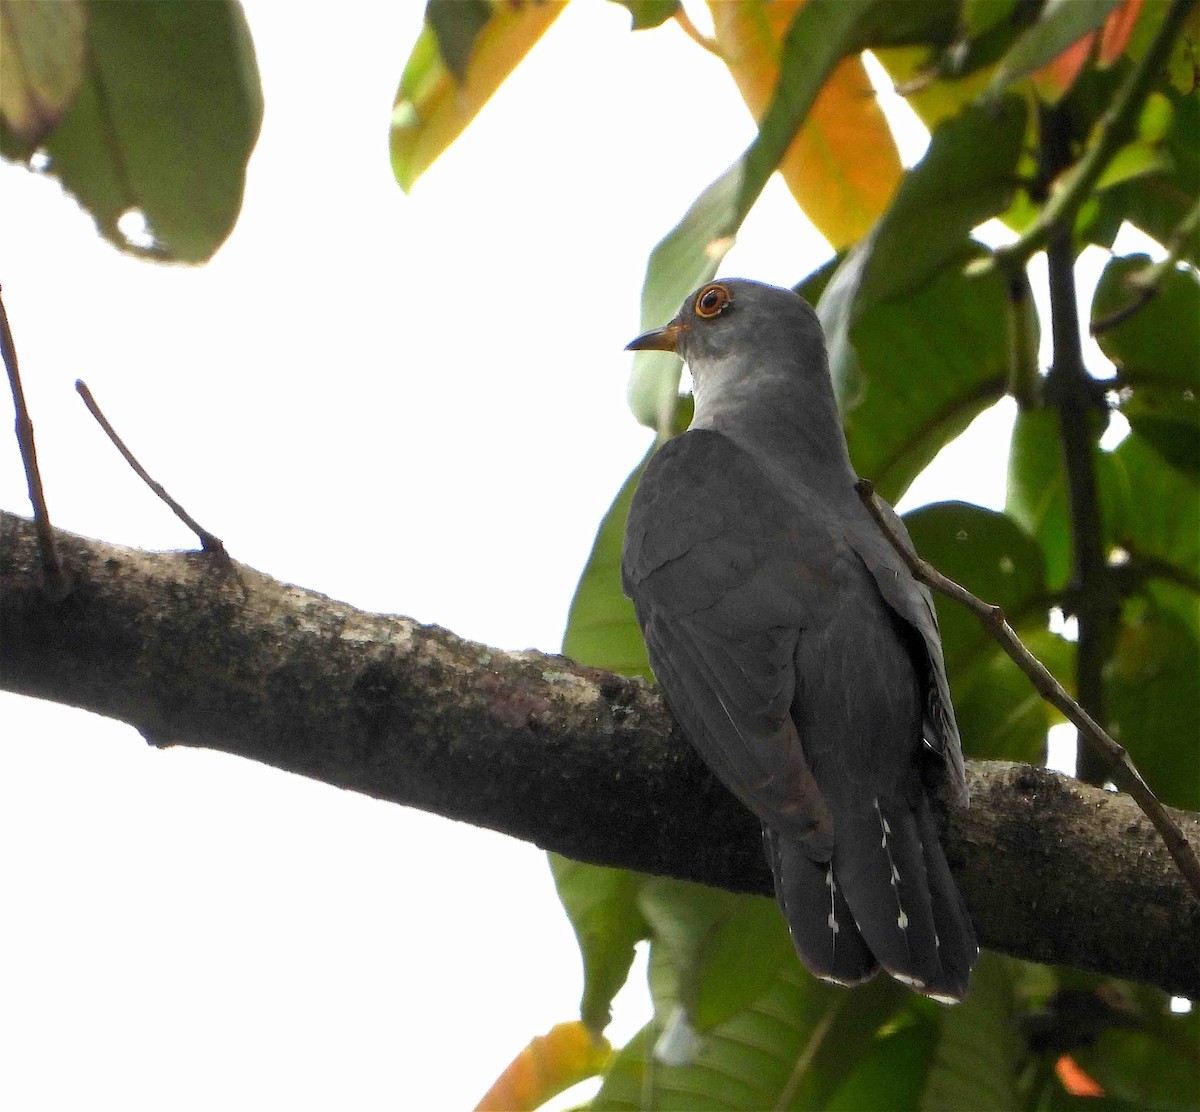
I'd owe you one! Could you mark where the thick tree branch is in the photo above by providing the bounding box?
[2,511,1198,997]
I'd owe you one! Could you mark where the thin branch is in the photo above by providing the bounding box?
[0,287,70,599]
[983,0,1197,278]
[75,379,225,554]
[1090,195,1200,336]
[855,478,1200,906]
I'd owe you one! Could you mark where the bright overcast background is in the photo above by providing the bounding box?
[1,3,1146,1109]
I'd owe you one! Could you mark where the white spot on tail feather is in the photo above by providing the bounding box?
[874,797,910,950]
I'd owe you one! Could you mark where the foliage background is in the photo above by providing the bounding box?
[1,1,1197,1109]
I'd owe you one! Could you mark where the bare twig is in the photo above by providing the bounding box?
[0,287,70,599]
[855,478,1200,904]
[75,379,225,554]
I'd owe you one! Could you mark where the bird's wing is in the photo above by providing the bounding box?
[623,429,844,855]
[846,498,969,807]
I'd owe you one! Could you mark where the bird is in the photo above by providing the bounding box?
[621,278,978,1002]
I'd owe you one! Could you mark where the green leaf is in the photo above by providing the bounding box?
[0,0,85,149]
[549,856,650,1035]
[962,0,1020,40]
[1074,1007,1200,1109]
[1107,432,1200,584]
[827,1020,938,1111]
[920,953,1024,1111]
[610,0,679,30]
[902,501,1056,762]
[562,444,653,679]
[35,0,263,263]
[843,261,1013,504]
[985,0,1125,99]
[817,99,1026,411]
[1099,88,1200,265]
[628,0,878,433]
[1109,584,1200,810]
[424,0,490,84]
[1092,254,1200,391]
[902,503,1049,674]
[1006,408,1121,594]
[636,879,795,1033]
[592,973,906,1111]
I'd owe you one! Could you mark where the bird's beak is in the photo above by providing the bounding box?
[626,318,685,353]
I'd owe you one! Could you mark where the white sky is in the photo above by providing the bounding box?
[0,3,1146,1108]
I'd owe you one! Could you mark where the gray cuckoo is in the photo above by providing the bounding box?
[622,278,978,1001]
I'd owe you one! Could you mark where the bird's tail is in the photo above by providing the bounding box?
[766,794,977,1001]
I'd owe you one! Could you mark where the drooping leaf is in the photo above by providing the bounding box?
[902,501,1056,763]
[561,445,654,680]
[920,953,1025,1111]
[636,878,796,1033]
[1095,258,1200,473]
[425,0,491,84]
[611,0,679,30]
[817,98,1026,410]
[1107,431,1200,585]
[1006,408,1122,594]
[549,856,650,1035]
[390,1,564,192]
[1108,584,1200,810]
[628,0,879,433]
[827,1019,938,1111]
[32,0,262,263]
[986,0,1126,99]
[1092,253,1200,391]
[0,0,85,149]
[710,2,903,250]
[592,972,906,1111]
[842,260,1013,504]
[475,1020,611,1112]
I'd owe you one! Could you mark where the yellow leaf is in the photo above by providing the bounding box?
[474,1021,611,1112]
[872,46,995,132]
[391,1,564,192]
[708,0,902,249]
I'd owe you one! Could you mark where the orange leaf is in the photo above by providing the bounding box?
[475,1021,611,1112]
[1056,1054,1105,1098]
[1099,0,1146,66]
[1033,0,1144,100]
[709,0,902,249]
[391,2,564,192]
[1033,30,1097,100]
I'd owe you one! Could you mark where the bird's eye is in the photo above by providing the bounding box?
[694,284,732,319]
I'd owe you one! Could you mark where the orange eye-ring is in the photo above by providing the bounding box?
[694,283,732,319]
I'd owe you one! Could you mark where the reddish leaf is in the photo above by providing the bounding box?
[1056,1054,1106,1098]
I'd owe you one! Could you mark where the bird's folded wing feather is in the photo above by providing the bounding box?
[623,430,845,854]
[846,499,969,807]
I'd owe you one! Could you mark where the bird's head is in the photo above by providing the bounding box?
[626,278,829,424]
